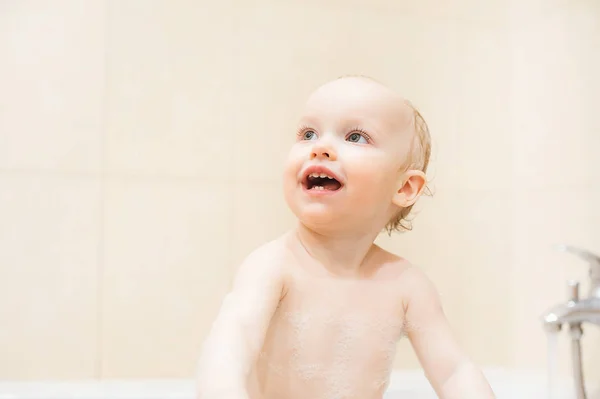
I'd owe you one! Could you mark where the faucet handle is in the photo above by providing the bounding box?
[554,244,600,278]
[554,244,600,264]
[555,244,600,298]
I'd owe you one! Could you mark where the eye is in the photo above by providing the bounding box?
[300,129,317,141]
[347,132,368,144]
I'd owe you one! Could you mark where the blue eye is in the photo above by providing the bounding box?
[347,132,368,143]
[302,130,317,141]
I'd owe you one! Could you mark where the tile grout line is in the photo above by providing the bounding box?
[227,14,240,293]
[0,168,288,185]
[95,0,110,380]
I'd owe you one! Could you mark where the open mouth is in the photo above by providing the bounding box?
[304,172,343,192]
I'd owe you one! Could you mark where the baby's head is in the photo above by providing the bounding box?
[283,76,431,235]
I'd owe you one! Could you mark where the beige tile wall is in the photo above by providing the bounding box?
[100,179,233,377]
[0,0,598,381]
[0,175,101,378]
[508,0,600,379]
[0,0,106,379]
[0,1,106,174]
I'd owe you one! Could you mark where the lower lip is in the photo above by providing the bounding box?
[301,185,343,196]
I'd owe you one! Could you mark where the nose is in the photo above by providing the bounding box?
[310,141,337,161]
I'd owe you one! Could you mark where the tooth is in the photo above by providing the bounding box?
[319,173,327,178]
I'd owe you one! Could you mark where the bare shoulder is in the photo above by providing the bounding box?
[239,236,287,267]
[369,245,412,279]
[371,246,441,306]
[372,245,414,285]
[232,235,290,293]
[400,267,444,324]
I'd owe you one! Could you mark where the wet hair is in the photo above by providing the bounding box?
[385,101,432,234]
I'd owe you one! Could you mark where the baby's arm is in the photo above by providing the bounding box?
[196,245,285,399]
[403,268,495,399]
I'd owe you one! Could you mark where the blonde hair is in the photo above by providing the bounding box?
[385,102,432,234]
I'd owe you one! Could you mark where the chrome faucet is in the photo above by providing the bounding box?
[541,245,600,399]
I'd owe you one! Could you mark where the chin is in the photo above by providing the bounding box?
[285,194,336,229]
[298,215,344,235]
[294,204,364,236]
[300,206,339,224]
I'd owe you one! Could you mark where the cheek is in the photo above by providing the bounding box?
[344,148,393,179]
[345,154,397,197]
[282,146,304,187]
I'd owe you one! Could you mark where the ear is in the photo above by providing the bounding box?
[392,170,427,208]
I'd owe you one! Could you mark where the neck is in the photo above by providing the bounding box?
[291,221,380,276]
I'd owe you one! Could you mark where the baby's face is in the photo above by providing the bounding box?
[283,77,415,232]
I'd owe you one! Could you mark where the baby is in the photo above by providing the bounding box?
[196,76,495,399]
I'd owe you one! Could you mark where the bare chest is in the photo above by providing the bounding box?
[255,275,406,397]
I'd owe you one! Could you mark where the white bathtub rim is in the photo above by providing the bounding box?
[0,367,598,399]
